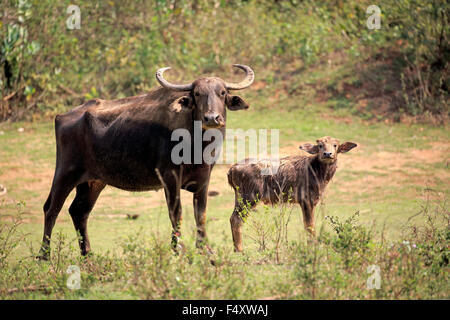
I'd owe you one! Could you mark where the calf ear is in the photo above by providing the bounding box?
[226,95,249,111]
[338,142,357,153]
[299,143,319,154]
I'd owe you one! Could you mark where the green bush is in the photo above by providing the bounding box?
[321,211,374,267]
[0,196,448,299]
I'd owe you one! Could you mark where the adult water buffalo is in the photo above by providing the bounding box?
[37,64,254,260]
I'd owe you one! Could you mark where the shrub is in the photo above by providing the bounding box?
[2,0,446,121]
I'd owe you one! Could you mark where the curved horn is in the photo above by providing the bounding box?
[225,64,255,90]
[155,67,193,91]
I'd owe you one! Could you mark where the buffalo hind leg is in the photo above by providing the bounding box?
[38,168,82,260]
[68,180,105,256]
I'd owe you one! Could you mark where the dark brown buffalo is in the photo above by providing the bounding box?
[37,65,254,260]
[227,136,357,252]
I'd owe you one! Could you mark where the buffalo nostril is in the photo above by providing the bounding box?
[204,114,220,124]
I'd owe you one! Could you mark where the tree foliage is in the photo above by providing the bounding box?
[0,0,448,121]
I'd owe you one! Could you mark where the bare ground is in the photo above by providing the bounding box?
[0,140,448,222]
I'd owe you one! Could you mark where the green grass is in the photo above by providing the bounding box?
[0,94,448,299]
[1,0,448,300]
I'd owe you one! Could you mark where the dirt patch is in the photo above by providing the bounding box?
[0,159,54,210]
[279,140,450,198]
[1,139,448,220]
[322,113,354,124]
[341,141,450,173]
[94,165,234,211]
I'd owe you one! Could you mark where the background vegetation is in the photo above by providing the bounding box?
[0,0,448,300]
[1,0,448,121]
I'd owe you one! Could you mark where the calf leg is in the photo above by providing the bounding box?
[230,208,244,252]
[38,168,82,260]
[301,202,316,237]
[230,193,257,252]
[68,180,105,256]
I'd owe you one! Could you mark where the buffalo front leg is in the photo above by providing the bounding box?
[193,186,212,253]
[68,180,105,256]
[164,184,183,252]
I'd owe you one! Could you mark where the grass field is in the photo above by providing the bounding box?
[0,73,449,299]
[0,0,449,301]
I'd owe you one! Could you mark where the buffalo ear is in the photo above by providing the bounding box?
[226,95,249,111]
[338,142,357,153]
[179,96,193,108]
[299,143,319,154]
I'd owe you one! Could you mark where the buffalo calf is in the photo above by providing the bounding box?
[227,136,357,252]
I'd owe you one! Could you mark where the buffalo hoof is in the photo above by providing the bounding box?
[36,247,51,261]
[233,245,243,253]
[36,254,49,261]
[172,242,186,255]
[80,251,93,259]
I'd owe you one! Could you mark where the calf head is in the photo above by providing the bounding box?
[299,136,357,163]
[156,65,253,129]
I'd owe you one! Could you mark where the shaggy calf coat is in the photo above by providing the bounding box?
[228,136,357,252]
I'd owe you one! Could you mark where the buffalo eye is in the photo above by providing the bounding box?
[319,145,323,149]
[195,92,200,97]
[221,90,226,96]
